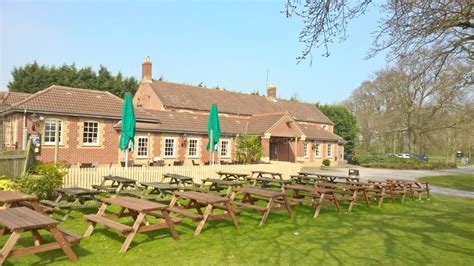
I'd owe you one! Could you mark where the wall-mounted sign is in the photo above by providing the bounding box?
[28,133,41,155]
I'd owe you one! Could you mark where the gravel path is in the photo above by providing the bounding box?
[301,164,474,198]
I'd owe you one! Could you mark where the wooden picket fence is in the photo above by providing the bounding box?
[64,162,302,188]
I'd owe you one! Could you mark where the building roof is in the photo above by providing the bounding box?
[150,80,333,124]
[297,122,344,142]
[0,91,32,112]
[2,85,158,122]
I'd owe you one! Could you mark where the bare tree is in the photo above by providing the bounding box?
[286,0,473,74]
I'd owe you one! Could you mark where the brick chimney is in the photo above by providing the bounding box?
[141,56,152,83]
[267,84,277,100]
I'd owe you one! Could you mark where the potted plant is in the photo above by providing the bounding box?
[321,159,331,170]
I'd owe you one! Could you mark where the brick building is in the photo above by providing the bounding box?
[0,57,344,166]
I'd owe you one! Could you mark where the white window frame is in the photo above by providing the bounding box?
[314,142,321,158]
[187,138,199,158]
[327,143,333,158]
[304,143,309,158]
[136,136,149,158]
[163,137,176,158]
[44,119,63,145]
[219,139,231,158]
[82,121,99,146]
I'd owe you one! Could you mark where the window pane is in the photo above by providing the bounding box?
[83,122,98,144]
[165,138,175,157]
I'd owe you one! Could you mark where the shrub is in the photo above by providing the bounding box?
[14,162,66,200]
[236,135,262,164]
[322,159,331,166]
[351,156,458,170]
[0,176,14,191]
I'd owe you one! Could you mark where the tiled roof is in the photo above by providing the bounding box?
[246,113,287,135]
[3,85,157,122]
[0,92,32,112]
[297,122,344,142]
[150,80,333,124]
[115,110,249,135]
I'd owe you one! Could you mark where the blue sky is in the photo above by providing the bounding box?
[0,0,387,104]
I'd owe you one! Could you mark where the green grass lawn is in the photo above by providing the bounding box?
[2,195,474,265]
[419,175,474,191]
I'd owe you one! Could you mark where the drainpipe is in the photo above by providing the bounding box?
[22,109,28,150]
[294,136,298,163]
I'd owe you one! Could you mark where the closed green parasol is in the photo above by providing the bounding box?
[207,104,221,165]
[119,92,136,167]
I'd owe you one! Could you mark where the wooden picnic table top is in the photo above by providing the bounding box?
[316,174,360,180]
[291,175,325,181]
[0,191,37,204]
[0,207,57,230]
[201,179,243,186]
[251,171,282,175]
[285,184,336,193]
[235,187,285,197]
[139,182,180,190]
[217,171,248,176]
[101,196,167,212]
[103,175,137,184]
[55,187,100,196]
[163,173,193,180]
[254,177,291,184]
[174,191,230,204]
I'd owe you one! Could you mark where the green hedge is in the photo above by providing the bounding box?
[348,155,457,170]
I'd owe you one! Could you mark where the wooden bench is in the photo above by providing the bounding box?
[17,201,54,214]
[147,211,183,224]
[57,228,82,245]
[230,201,267,213]
[167,206,203,221]
[119,190,156,200]
[91,185,118,193]
[84,214,133,235]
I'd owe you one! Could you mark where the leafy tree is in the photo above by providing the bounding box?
[317,104,358,154]
[236,135,262,164]
[285,0,472,77]
[8,62,139,97]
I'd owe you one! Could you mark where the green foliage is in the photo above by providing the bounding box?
[8,62,139,97]
[0,176,14,191]
[14,163,66,200]
[317,104,358,154]
[322,159,331,166]
[236,135,262,164]
[348,155,457,170]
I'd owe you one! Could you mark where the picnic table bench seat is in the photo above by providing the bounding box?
[147,211,183,224]
[91,185,118,193]
[84,214,133,234]
[119,190,156,200]
[57,228,82,245]
[230,201,267,213]
[17,201,54,214]
[167,206,203,221]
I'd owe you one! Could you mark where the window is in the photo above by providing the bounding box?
[327,143,333,157]
[304,143,309,158]
[220,140,230,158]
[164,138,175,158]
[83,121,99,145]
[137,137,148,157]
[187,138,199,158]
[44,120,62,145]
[321,124,328,131]
[314,142,320,157]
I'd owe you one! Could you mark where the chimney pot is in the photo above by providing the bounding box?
[267,84,277,100]
[141,56,152,83]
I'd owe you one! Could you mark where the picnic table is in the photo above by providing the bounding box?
[0,191,51,215]
[200,179,243,196]
[92,175,138,194]
[230,187,292,225]
[250,171,283,180]
[139,182,180,197]
[0,207,80,264]
[298,172,360,182]
[41,187,101,221]
[162,173,194,187]
[216,171,248,182]
[168,191,239,236]
[84,196,180,253]
[334,182,370,212]
[284,184,340,218]
[290,175,325,185]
